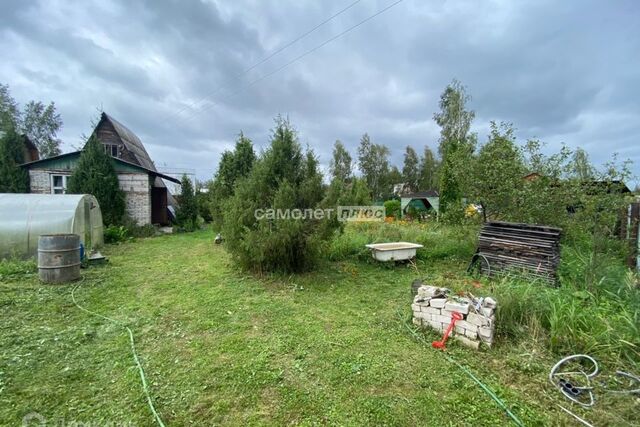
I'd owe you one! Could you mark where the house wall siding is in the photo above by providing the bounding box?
[28,168,152,226]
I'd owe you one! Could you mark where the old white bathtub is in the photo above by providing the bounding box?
[365,242,424,262]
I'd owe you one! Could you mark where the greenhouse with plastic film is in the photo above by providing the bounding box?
[0,193,104,259]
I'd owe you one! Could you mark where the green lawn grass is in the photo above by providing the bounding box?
[1,229,637,426]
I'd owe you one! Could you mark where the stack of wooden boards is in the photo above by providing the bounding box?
[474,221,562,283]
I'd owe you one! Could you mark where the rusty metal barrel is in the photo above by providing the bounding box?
[38,234,81,283]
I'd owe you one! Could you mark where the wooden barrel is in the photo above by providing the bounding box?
[38,234,81,283]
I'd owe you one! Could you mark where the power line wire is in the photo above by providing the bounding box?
[173,0,363,118]
[180,0,404,123]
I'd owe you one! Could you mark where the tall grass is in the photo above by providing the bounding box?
[0,258,37,278]
[329,221,640,367]
[494,239,640,366]
[326,221,477,262]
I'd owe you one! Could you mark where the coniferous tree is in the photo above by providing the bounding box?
[209,132,256,227]
[222,116,336,273]
[176,174,198,231]
[0,128,29,192]
[66,135,125,225]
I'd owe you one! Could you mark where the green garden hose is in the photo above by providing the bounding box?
[399,312,525,427]
[71,280,166,427]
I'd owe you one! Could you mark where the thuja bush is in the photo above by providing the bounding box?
[222,117,336,273]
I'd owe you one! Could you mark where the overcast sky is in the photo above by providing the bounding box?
[1,0,639,182]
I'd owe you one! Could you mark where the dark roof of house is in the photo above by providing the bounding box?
[20,150,181,184]
[22,135,38,152]
[402,190,439,199]
[94,113,158,171]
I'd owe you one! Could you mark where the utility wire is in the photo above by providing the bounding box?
[173,0,363,118]
[179,0,404,123]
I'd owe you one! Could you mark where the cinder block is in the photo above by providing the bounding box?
[464,328,478,339]
[434,314,453,324]
[444,300,470,315]
[417,311,431,321]
[467,312,493,328]
[427,320,443,331]
[423,307,441,315]
[483,297,497,309]
[478,326,494,339]
[430,298,447,308]
[417,285,438,297]
[479,337,493,347]
[455,320,477,332]
[454,335,480,350]
[480,307,494,317]
[411,303,420,312]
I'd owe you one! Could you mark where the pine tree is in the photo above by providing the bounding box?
[66,135,125,225]
[0,128,29,193]
[176,174,198,231]
[222,116,336,273]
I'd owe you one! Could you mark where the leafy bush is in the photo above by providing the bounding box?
[383,200,401,218]
[120,216,158,238]
[104,225,128,244]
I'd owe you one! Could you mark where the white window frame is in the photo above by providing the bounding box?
[104,143,119,157]
[50,174,70,194]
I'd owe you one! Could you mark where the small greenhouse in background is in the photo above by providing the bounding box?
[0,194,104,258]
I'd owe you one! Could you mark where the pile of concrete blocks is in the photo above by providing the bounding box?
[411,285,497,349]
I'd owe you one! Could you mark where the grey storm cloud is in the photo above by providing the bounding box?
[1,0,639,182]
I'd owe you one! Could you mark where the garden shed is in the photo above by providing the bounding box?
[401,190,440,216]
[0,193,104,258]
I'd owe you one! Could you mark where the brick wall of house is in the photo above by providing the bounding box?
[28,169,152,226]
[29,169,54,193]
[118,173,151,225]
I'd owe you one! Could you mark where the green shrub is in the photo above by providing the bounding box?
[222,117,335,273]
[383,199,401,218]
[104,225,128,244]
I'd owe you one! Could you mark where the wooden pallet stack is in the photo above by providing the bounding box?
[476,221,562,283]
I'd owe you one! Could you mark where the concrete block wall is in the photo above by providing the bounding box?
[412,285,497,349]
[118,173,151,225]
[28,169,152,225]
[28,169,55,193]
